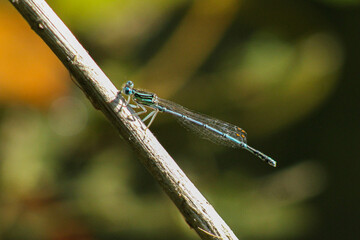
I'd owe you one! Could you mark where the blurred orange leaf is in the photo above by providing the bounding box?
[0,3,69,109]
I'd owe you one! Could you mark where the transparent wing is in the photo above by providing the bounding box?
[158,98,247,148]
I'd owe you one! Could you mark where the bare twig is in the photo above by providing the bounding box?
[8,0,239,239]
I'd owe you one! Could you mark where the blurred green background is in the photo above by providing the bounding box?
[1,0,359,239]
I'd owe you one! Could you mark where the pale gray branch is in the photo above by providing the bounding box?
[8,0,239,239]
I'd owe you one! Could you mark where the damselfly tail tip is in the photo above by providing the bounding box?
[268,158,277,167]
[261,154,277,167]
[243,144,277,167]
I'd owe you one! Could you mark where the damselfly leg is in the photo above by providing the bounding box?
[125,99,159,128]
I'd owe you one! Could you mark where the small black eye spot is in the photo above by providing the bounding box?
[123,87,131,95]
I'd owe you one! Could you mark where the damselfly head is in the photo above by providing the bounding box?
[122,81,134,96]
[126,81,134,88]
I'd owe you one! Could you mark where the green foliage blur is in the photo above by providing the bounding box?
[1,0,359,239]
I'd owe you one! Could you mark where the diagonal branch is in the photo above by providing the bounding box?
[8,0,239,239]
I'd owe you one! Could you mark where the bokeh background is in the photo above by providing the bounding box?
[1,0,359,239]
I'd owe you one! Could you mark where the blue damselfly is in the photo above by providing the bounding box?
[121,81,276,167]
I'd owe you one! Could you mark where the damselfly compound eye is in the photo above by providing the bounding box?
[123,87,131,95]
[126,81,134,88]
